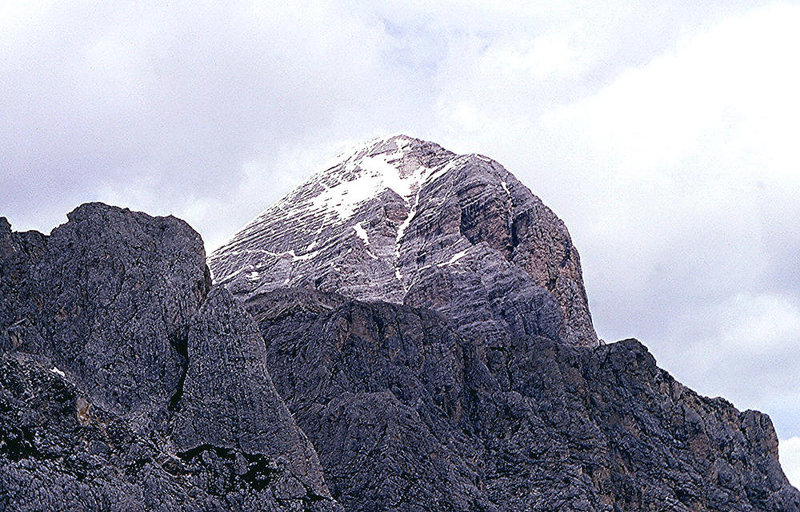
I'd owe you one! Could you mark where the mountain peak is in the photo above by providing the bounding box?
[210,135,598,346]
[341,133,445,160]
[4,168,799,511]
[300,134,453,219]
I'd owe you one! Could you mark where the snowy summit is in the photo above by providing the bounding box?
[210,134,598,346]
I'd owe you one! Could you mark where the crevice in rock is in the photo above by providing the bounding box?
[177,444,279,492]
[167,330,189,412]
[0,425,42,461]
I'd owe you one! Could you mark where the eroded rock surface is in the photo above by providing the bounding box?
[248,288,800,512]
[210,135,597,346]
[0,205,340,511]
[173,287,331,501]
[2,139,798,512]
[1,203,210,432]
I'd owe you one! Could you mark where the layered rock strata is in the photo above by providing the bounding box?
[2,134,798,511]
[210,135,597,346]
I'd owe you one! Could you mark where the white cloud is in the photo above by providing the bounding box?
[0,1,420,236]
[548,3,800,177]
[538,5,800,406]
[2,0,799,444]
[661,292,800,385]
[780,437,800,489]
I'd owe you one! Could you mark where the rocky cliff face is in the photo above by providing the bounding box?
[247,288,799,512]
[1,135,798,511]
[0,204,341,511]
[209,135,597,346]
[206,134,799,511]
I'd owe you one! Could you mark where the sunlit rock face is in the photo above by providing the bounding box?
[210,134,598,346]
[208,136,800,511]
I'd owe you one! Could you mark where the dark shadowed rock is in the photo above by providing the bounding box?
[173,286,332,501]
[0,352,213,511]
[1,203,211,432]
[248,288,800,512]
[0,217,47,356]
[0,350,341,512]
[247,288,491,511]
[2,136,797,511]
[0,205,340,511]
[209,135,798,511]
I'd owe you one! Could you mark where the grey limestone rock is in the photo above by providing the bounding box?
[173,286,332,502]
[208,135,799,510]
[247,288,492,511]
[247,288,800,511]
[1,203,210,432]
[0,205,340,511]
[209,134,597,346]
[2,135,797,511]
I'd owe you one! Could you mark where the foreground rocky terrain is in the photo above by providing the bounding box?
[0,204,340,511]
[249,288,798,511]
[1,135,798,510]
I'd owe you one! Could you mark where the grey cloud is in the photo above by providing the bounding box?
[1,1,798,443]
[1,2,430,232]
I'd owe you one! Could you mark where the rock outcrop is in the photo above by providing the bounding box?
[209,135,597,346]
[247,288,800,511]
[1,203,210,432]
[1,135,798,511]
[207,134,799,511]
[0,205,340,511]
[172,287,331,503]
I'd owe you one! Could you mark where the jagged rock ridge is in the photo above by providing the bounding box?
[1,135,798,511]
[246,287,800,512]
[210,134,597,346]
[207,134,800,511]
[0,204,341,511]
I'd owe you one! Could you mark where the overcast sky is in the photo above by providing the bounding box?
[2,0,799,484]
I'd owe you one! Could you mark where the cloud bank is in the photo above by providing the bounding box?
[2,0,799,483]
